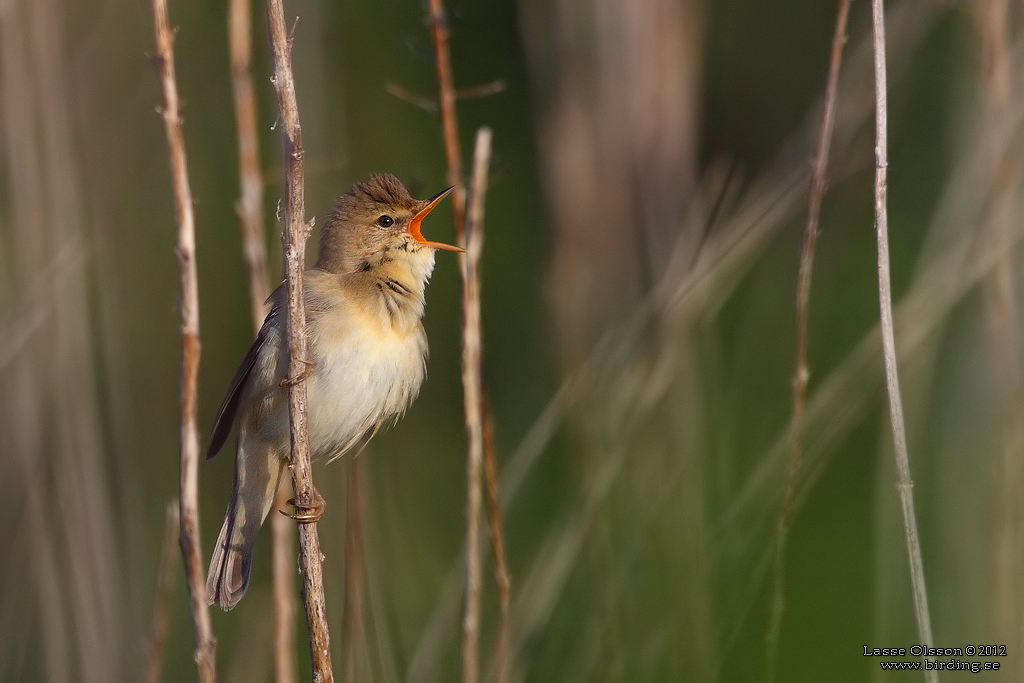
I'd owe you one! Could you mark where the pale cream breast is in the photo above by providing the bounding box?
[305,297,427,460]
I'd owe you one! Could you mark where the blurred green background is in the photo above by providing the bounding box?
[1,0,1021,681]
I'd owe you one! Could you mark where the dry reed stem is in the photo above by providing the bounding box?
[407,380,585,683]
[459,127,493,683]
[271,489,297,683]
[720,92,1024,554]
[147,501,180,683]
[264,2,334,680]
[766,0,850,676]
[482,407,511,683]
[385,83,439,113]
[411,6,941,676]
[230,0,272,328]
[871,1,936,674]
[343,458,366,683]
[228,2,298,681]
[717,182,1024,667]
[427,0,466,241]
[456,81,507,100]
[150,1,217,679]
[427,7,510,679]
[385,80,506,114]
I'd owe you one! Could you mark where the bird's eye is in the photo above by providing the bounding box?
[376,215,394,228]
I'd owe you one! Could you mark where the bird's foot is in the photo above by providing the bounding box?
[279,359,314,387]
[281,486,325,523]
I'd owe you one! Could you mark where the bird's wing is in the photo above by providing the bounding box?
[207,298,282,460]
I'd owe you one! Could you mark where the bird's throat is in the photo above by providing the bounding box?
[362,253,434,333]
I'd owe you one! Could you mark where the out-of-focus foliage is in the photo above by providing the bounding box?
[0,0,1020,681]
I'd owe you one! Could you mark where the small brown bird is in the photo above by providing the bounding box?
[206,174,460,610]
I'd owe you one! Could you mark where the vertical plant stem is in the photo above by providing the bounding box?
[460,127,492,683]
[766,0,849,678]
[427,9,511,681]
[229,0,272,326]
[482,407,510,683]
[150,1,217,680]
[264,2,335,681]
[343,458,365,683]
[871,2,937,678]
[271,499,298,683]
[147,500,180,683]
[228,3,298,681]
[428,0,466,242]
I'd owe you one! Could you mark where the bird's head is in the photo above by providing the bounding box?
[315,173,460,278]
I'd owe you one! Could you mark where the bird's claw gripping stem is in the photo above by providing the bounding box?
[281,486,325,523]
[279,358,314,387]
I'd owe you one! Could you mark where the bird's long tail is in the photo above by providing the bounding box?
[206,438,286,610]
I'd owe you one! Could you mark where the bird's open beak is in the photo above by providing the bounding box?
[408,186,463,252]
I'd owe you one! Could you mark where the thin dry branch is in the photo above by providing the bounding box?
[718,75,1024,611]
[150,1,217,680]
[766,0,850,676]
[385,80,506,114]
[482,406,510,683]
[407,379,585,683]
[228,3,297,681]
[456,80,506,101]
[271,491,297,683]
[428,0,466,241]
[427,8,510,681]
[385,83,439,113]
[459,128,492,683]
[264,2,334,681]
[411,7,946,676]
[871,0,937,675]
[230,0,272,328]
[147,501,180,683]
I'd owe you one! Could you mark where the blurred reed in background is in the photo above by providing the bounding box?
[1,0,1022,681]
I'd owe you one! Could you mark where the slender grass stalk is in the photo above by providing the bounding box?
[408,7,950,678]
[230,0,271,326]
[482,407,510,683]
[384,80,506,114]
[459,128,492,683]
[426,6,510,680]
[263,2,334,680]
[871,2,937,678]
[385,83,439,113]
[147,501,180,683]
[409,8,925,669]
[270,493,298,683]
[428,0,466,241]
[150,2,217,679]
[766,1,849,678]
[227,3,298,681]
